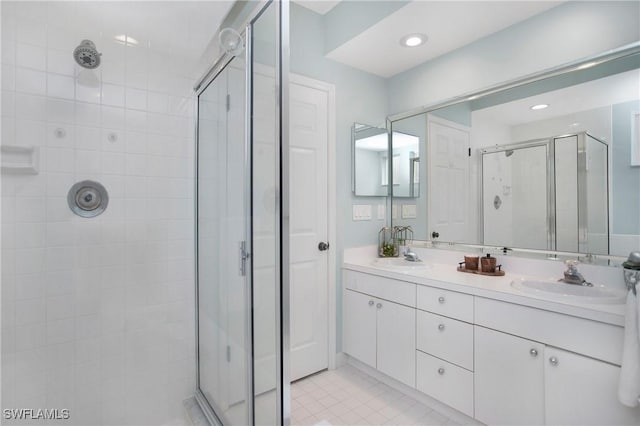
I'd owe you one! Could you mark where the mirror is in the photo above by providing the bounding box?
[353,123,420,197]
[391,51,640,256]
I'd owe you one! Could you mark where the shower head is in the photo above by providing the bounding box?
[73,40,102,69]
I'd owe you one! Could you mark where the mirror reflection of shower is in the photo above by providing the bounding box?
[218,27,244,56]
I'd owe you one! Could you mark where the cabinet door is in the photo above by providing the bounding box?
[474,326,544,425]
[376,299,416,387]
[343,289,376,368]
[545,346,640,425]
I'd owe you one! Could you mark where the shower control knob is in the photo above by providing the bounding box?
[438,296,445,304]
[318,241,330,251]
[549,356,559,366]
[438,368,445,375]
[438,324,445,331]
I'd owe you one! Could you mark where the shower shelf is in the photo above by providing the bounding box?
[1,145,39,175]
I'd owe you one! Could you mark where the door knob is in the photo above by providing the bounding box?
[431,231,440,239]
[318,241,329,251]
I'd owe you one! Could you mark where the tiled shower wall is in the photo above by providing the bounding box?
[2,2,198,424]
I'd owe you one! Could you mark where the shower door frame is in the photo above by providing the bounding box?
[193,0,290,424]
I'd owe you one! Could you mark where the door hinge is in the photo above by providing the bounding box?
[239,241,250,276]
[226,94,230,112]
[468,147,471,157]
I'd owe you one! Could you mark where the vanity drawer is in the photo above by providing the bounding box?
[416,310,473,370]
[417,285,473,322]
[343,269,416,307]
[416,351,473,417]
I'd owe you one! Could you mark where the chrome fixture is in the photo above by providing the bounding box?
[218,27,244,56]
[622,251,640,295]
[73,40,102,69]
[559,260,592,286]
[67,180,109,218]
[403,247,420,262]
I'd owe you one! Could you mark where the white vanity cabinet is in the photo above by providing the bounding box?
[474,326,545,425]
[342,270,416,387]
[544,346,640,426]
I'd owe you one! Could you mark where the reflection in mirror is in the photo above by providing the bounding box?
[391,51,640,257]
[352,123,388,197]
[353,124,420,198]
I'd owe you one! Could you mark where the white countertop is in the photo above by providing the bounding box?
[343,248,628,327]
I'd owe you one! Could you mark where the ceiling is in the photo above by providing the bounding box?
[473,68,640,126]
[295,0,341,15]
[326,1,562,78]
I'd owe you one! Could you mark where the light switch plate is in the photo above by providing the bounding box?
[402,204,417,219]
[352,204,372,221]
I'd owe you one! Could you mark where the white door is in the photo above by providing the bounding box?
[343,289,377,368]
[474,326,545,425]
[545,346,640,425]
[428,118,470,242]
[376,299,416,387]
[289,78,330,381]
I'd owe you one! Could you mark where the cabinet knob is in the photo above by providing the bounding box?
[376,303,382,309]
[530,348,538,357]
[438,296,445,304]
[438,367,445,375]
[438,323,445,331]
[368,300,374,306]
[549,356,559,366]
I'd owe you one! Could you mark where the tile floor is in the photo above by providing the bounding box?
[291,365,465,426]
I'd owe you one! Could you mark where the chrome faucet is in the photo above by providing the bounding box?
[559,260,592,286]
[403,247,420,262]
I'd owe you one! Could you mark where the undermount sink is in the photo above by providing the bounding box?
[510,279,626,305]
[371,257,430,271]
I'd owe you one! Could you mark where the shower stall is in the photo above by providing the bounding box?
[481,132,609,254]
[193,1,289,425]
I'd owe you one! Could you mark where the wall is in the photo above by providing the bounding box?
[1,2,197,424]
[388,1,640,114]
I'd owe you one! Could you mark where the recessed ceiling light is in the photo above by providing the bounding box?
[115,35,139,46]
[400,34,427,48]
[530,104,549,110]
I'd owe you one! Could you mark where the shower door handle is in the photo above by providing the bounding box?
[239,241,250,276]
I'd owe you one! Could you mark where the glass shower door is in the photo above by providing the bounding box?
[196,57,249,425]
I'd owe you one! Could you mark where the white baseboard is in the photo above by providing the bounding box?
[334,352,348,368]
[345,355,482,426]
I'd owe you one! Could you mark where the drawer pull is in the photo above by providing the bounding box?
[376,303,382,309]
[438,323,445,331]
[530,348,538,357]
[549,356,558,366]
[438,367,445,375]
[438,296,445,304]
[368,300,374,306]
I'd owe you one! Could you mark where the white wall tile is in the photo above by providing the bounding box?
[15,119,46,146]
[46,123,74,148]
[102,83,125,107]
[47,49,75,76]
[16,43,46,71]
[15,67,46,95]
[76,80,102,104]
[15,94,47,121]
[46,147,74,173]
[126,87,147,110]
[46,98,75,124]
[47,73,75,100]
[15,19,47,47]
[75,125,102,151]
[101,105,125,129]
